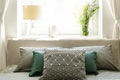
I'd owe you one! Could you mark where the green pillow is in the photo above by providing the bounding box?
[85,51,98,75]
[29,51,44,77]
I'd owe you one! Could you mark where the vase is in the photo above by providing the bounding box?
[81,24,89,36]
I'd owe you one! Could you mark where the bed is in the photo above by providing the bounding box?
[3,39,120,80]
[0,70,120,80]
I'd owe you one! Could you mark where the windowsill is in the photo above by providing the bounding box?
[8,35,107,41]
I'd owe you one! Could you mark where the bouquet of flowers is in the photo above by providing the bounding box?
[79,0,99,36]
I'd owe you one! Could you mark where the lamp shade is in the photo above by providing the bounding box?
[23,5,40,20]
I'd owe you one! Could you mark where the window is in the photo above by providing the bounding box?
[17,0,100,38]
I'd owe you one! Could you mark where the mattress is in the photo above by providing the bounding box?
[0,70,120,80]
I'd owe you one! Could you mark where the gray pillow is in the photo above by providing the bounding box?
[14,47,59,72]
[39,48,86,80]
[73,45,118,70]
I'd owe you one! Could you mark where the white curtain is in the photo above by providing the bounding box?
[0,0,9,70]
[107,0,120,39]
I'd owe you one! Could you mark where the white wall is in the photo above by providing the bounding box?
[5,0,115,39]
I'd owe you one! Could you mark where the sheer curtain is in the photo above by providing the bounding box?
[0,0,9,70]
[107,0,120,39]
[107,0,120,70]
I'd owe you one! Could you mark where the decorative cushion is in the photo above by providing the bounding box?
[14,47,59,72]
[39,48,86,80]
[29,51,44,77]
[73,45,118,70]
[29,50,98,77]
[85,51,98,74]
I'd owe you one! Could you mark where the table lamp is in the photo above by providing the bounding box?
[23,5,40,35]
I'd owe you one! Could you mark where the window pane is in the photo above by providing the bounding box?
[17,0,99,37]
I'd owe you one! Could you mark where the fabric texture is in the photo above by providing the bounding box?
[0,72,40,80]
[85,51,98,74]
[29,51,44,77]
[39,48,86,80]
[14,47,59,72]
[30,50,98,76]
[87,70,120,80]
[73,45,118,70]
[107,0,120,39]
[14,47,43,72]
[1,70,120,80]
[0,0,9,71]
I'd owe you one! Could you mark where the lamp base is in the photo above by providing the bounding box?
[25,21,33,36]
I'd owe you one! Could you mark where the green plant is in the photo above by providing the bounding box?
[79,0,99,36]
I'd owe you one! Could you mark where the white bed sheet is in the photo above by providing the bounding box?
[87,70,120,80]
[0,70,120,80]
[0,72,39,80]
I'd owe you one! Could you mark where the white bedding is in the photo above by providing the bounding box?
[0,70,120,80]
[87,70,120,80]
[0,72,39,80]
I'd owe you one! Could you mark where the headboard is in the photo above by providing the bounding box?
[7,39,120,68]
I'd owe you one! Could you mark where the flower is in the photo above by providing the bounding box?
[79,0,99,36]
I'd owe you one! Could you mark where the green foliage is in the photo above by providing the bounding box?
[79,0,99,36]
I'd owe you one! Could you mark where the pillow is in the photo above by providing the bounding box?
[29,50,98,77]
[39,48,86,80]
[85,51,98,74]
[14,47,59,72]
[73,45,118,70]
[29,51,44,77]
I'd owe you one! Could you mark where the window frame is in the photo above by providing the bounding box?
[17,0,102,39]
